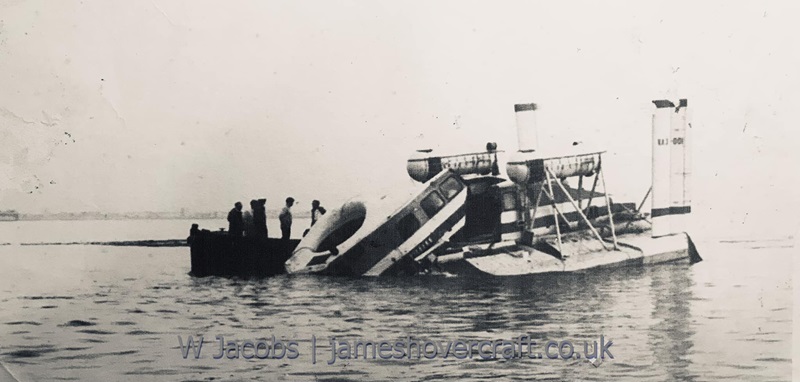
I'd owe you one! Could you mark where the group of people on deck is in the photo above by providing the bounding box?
[226,198,326,240]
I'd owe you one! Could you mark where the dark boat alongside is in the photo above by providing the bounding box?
[188,230,299,278]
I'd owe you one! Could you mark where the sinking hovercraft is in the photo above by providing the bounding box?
[284,99,701,277]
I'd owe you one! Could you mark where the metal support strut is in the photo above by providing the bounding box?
[598,160,619,249]
[544,170,564,257]
[547,167,609,250]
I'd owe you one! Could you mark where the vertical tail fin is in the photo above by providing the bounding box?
[652,100,674,237]
[651,99,692,237]
[670,99,691,232]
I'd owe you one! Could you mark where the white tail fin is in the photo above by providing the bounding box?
[652,99,692,237]
[652,100,673,237]
[670,99,691,232]
[682,102,692,226]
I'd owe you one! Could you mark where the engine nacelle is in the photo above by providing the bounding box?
[407,150,497,183]
[506,148,603,184]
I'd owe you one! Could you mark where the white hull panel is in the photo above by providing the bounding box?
[437,232,694,277]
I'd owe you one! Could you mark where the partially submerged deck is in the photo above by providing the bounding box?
[434,231,701,276]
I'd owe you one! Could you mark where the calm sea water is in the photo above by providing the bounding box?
[0,218,310,244]
[0,220,793,381]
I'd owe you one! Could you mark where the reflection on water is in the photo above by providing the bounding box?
[647,259,696,382]
[0,239,792,381]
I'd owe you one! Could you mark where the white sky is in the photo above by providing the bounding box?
[1,0,798,239]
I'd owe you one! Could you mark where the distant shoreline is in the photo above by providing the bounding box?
[16,239,188,247]
[9,211,313,222]
[12,216,221,222]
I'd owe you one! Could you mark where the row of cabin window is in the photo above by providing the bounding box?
[397,176,464,242]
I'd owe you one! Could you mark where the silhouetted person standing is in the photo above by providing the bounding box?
[254,198,268,238]
[243,200,257,237]
[187,223,200,245]
[279,197,295,240]
[311,200,322,226]
[227,202,244,236]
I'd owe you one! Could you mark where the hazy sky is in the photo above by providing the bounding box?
[1,1,797,239]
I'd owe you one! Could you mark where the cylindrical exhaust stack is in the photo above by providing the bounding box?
[514,103,538,152]
[651,99,692,238]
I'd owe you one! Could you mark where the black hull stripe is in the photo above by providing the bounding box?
[382,205,467,276]
[405,205,466,262]
[652,206,691,217]
[307,254,331,266]
[327,204,466,276]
